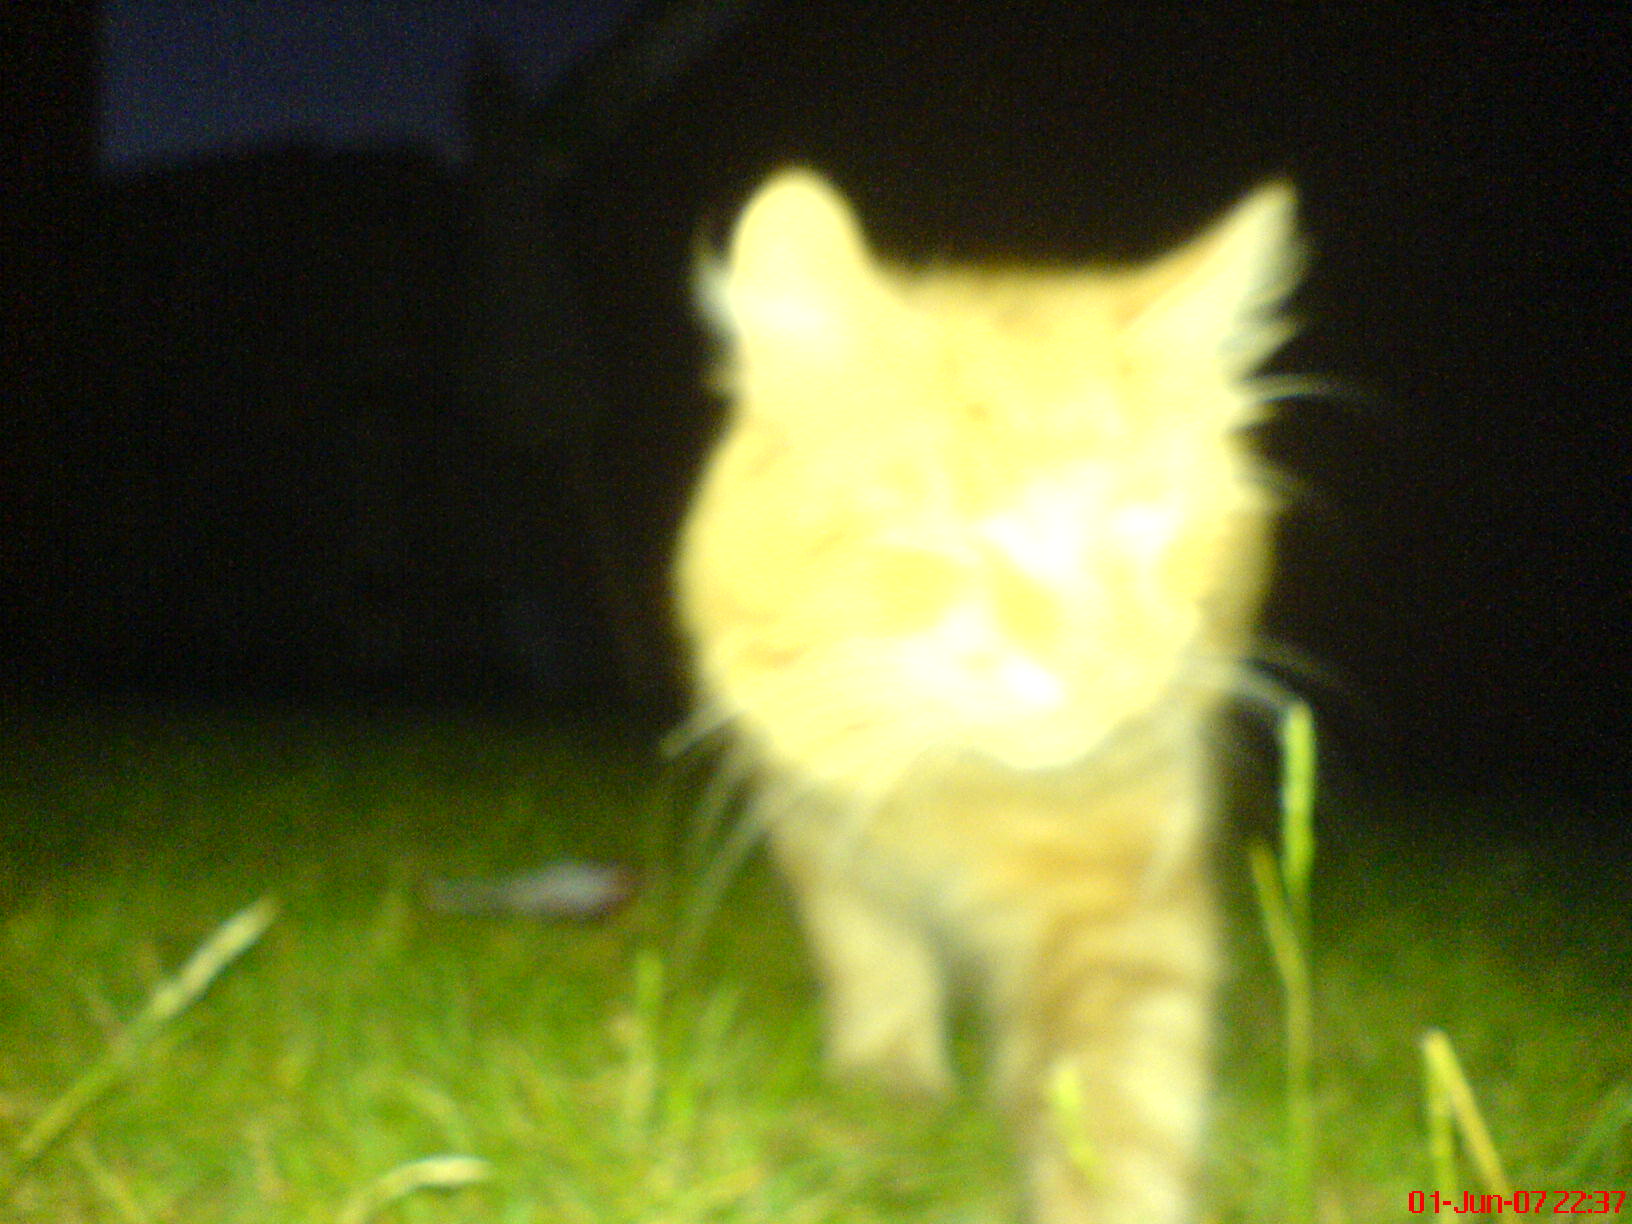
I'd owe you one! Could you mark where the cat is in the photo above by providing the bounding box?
[673,167,1301,1224]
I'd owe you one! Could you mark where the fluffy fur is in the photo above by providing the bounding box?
[674,168,1300,1224]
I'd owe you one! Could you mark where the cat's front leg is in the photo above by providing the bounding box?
[768,825,955,1097]
[992,884,1217,1224]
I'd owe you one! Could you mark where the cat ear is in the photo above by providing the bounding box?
[1124,180,1303,379]
[701,168,878,355]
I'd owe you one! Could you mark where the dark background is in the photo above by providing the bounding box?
[8,3,1630,812]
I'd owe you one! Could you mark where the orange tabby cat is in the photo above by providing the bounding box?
[674,168,1300,1224]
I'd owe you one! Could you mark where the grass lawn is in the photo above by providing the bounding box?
[1,707,1627,1222]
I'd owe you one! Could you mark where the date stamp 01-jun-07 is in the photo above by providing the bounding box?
[1410,1190,1626,1215]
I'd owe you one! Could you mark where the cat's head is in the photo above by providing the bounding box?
[677,169,1300,793]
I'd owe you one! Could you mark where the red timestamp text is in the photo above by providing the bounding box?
[1409,1190,1626,1215]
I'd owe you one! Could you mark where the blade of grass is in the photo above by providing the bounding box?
[0,896,279,1200]
[1421,1028,1513,1197]
[1423,1029,1460,1202]
[1046,1059,1103,1185]
[671,794,764,986]
[71,1137,153,1224]
[656,742,765,988]
[1277,701,1316,942]
[1561,1083,1632,1182]
[1249,699,1318,1224]
[334,1155,492,1224]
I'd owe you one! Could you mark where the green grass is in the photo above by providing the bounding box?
[1247,701,1317,1223]
[1,708,1627,1222]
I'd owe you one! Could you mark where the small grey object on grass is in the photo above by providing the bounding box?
[423,861,637,920]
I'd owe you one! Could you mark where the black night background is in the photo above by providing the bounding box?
[3,2,1629,1215]
[14,2,1630,801]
